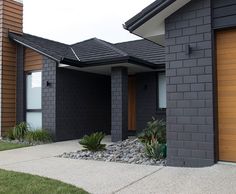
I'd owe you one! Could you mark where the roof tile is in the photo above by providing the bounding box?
[9,32,165,68]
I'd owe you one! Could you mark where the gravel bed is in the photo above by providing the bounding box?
[59,139,166,166]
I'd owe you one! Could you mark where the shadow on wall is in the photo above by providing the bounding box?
[56,68,111,141]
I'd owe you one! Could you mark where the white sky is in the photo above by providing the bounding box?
[23,0,154,44]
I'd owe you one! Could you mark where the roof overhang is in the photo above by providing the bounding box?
[59,62,165,76]
[61,56,164,70]
[124,0,191,45]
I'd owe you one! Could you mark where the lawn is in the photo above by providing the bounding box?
[0,141,29,151]
[0,169,88,194]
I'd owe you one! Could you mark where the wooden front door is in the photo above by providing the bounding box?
[217,29,236,162]
[128,76,136,131]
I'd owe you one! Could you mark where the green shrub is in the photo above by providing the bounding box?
[4,128,15,140]
[79,132,106,152]
[144,142,167,160]
[6,128,15,140]
[138,117,166,145]
[12,122,29,141]
[25,130,52,143]
[138,118,167,159]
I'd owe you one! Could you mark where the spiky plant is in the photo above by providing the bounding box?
[12,122,29,141]
[79,132,106,152]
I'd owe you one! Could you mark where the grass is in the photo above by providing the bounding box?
[0,141,29,151]
[0,169,88,194]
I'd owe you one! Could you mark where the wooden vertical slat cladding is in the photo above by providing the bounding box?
[217,29,236,162]
[128,76,136,131]
[0,0,23,135]
[24,48,43,71]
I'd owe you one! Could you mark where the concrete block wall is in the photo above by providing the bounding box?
[111,67,128,142]
[56,68,111,141]
[165,0,215,167]
[42,57,57,138]
[136,72,166,131]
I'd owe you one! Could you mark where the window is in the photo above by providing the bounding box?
[26,71,42,129]
[158,72,166,109]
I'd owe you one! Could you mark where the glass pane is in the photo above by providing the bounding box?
[158,73,166,109]
[27,72,42,109]
[26,112,42,130]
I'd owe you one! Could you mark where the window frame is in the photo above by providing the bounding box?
[156,71,166,113]
[25,70,42,129]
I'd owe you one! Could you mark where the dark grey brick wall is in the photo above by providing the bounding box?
[56,68,111,141]
[16,45,25,123]
[136,72,166,131]
[42,57,57,138]
[165,0,215,167]
[111,67,128,142]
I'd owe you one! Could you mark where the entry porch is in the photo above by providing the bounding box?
[57,62,166,142]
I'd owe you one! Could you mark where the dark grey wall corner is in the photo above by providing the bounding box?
[165,0,215,167]
[42,57,57,139]
[16,45,25,124]
[111,66,128,142]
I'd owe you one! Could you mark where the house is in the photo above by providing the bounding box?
[0,1,166,143]
[124,0,236,167]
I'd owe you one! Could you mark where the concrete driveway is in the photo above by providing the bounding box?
[0,140,236,194]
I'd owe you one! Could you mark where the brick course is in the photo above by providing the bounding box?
[42,57,57,137]
[111,67,128,142]
[165,0,215,167]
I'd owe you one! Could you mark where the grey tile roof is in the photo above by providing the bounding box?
[9,33,77,61]
[9,32,165,68]
[71,38,128,62]
[115,39,165,65]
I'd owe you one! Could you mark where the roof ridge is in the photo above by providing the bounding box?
[70,47,80,61]
[61,46,78,61]
[93,38,129,57]
[71,37,98,46]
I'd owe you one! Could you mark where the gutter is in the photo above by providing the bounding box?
[128,56,165,69]
[64,56,165,70]
[60,58,85,67]
[124,0,176,32]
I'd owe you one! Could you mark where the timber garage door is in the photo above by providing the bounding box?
[217,29,236,162]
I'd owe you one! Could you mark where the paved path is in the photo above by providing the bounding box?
[0,140,236,194]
